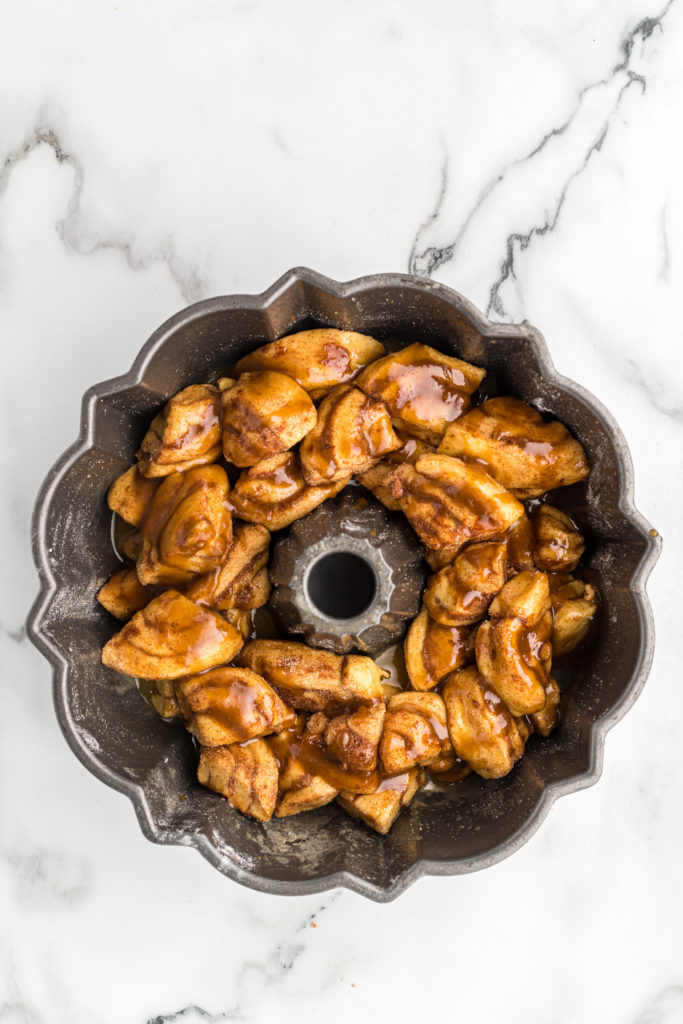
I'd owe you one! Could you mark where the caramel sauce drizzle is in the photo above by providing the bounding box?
[193,677,289,741]
[422,620,470,682]
[168,400,221,451]
[386,358,470,423]
[430,758,471,784]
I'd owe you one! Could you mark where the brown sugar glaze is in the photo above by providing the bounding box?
[505,513,536,570]
[422,619,471,683]
[135,595,236,670]
[387,356,471,425]
[430,758,471,784]
[294,737,380,794]
[375,771,411,794]
[469,398,566,451]
[267,715,380,794]
[167,398,221,452]
[188,676,294,741]
[516,607,553,685]
[375,642,410,697]
[317,342,352,382]
[480,687,517,739]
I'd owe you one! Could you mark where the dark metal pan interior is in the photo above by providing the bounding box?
[27,269,660,901]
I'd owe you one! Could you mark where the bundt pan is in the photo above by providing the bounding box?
[27,268,660,902]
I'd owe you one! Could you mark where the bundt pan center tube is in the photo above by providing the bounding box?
[27,268,660,902]
[269,488,426,655]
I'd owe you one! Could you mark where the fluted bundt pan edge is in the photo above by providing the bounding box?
[27,268,661,902]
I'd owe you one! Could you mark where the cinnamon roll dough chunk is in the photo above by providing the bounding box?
[198,741,279,823]
[139,678,183,719]
[357,432,435,511]
[137,465,231,586]
[550,576,598,656]
[269,718,341,818]
[528,675,562,737]
[385,452,524,550]
[176,666,296,746]
[404,608,471,691]
[107,465,159,527]
[235,640,384,713]
[221,371,316,467]
[97,567,154,621]
[532,505,586,573]
[101,590,243,680]
[439,397,589,498]
[185,522,271,611]
[321,703,386,772]
[424,540,509,627]
[475,571,553,716]
[356,343,485,444]
[234,328,385,398]
[442,666,526,779]
[379,692,452,774]
[228,452,350,530]
[274,763,340,818]
[299,384,401,486]
[337,768,426,835]
[137,384,222,478]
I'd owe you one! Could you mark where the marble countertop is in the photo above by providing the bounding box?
[2,1,682,1021]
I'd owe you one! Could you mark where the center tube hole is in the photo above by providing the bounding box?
[306,552,377,621]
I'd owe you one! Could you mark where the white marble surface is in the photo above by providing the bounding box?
[2,1,682,1021]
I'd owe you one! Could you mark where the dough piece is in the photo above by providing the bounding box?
[101,590,243,680]
[337,768,425,835]
[442,666,526,778]
[198,741,279,822]
[322,703,386,772]
[138,679,183,719]
[137,384,222,478]
[137,466,231,586]
[221,370,316,467]
[236,640,384,713]
[176,666,296,746]
[532,505,585,573]
[228,452,350,530]
[223,608,253,640]
[185,522,271,611]
[356,342,485,443]
[423,540,508,626]
[385,452,524,550]
[550,576,598,656]
[379,691,452,774]
[357,432,435,511]
[404,608,471,691]
[270,719,341,818]
[438,397,589,498]
[475,571,553,716]
[107,465,158,527]
[299,384,401,486]
[234,328,385,399]
[528,675,562,737]
[97,567,153,621]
